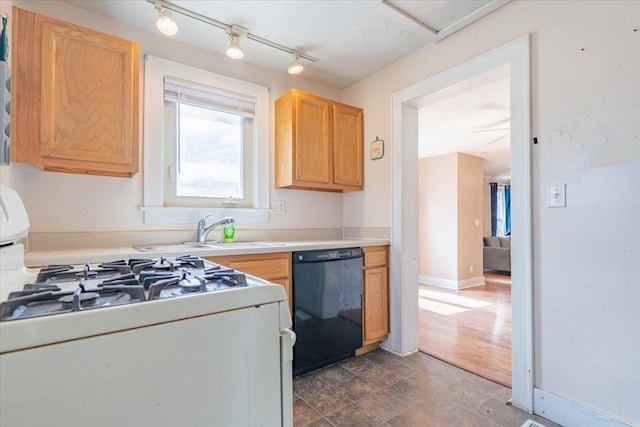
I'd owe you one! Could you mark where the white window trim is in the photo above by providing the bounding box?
[143,55,269,224]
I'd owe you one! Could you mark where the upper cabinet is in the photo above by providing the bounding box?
[11,7,139,177]
[275,89,363,192]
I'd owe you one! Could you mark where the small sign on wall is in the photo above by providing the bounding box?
[370,136,384,160]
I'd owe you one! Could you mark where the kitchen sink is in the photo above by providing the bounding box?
[135,241,286,252]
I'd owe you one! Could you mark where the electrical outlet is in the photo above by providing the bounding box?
[272,200,286,215]
[470,266,474,273]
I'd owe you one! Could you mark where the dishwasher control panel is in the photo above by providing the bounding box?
[293,248,362,263]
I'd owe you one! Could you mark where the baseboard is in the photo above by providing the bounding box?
[419,275,485,290]
[380,344,418,357]
[533,388,635,427]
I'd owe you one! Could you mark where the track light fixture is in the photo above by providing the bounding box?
[287,55,304,75]
[225,26,247,59]
[225,35,244,59]
[155,6,178,36]
[148,0,318,74]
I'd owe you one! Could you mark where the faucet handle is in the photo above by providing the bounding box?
[199,213,216,226]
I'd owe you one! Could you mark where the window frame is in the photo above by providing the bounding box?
[142,55,269,224]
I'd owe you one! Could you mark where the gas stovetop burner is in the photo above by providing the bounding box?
[146,267,249,300]
[177,271,205,293]
[58,290,100,306]
[153,257,175,271]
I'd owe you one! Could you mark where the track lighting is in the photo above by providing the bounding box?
[155,7,178,36]
[148,0,318,74]
[287,55,304,75]
[225,34,244,59]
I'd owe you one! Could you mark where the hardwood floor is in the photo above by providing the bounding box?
[418,279,512,387]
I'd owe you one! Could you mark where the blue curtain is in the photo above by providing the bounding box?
[505,185,511,236]
[490,182,497,237]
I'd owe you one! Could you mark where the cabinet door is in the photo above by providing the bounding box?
[293,94,331,184]
[333,103,363,190]
[363,266,389,345]
[12,7,139,177]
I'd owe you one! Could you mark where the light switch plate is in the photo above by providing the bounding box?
[548,184,566,208]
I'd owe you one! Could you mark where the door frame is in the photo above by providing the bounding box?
[387,35,533,411]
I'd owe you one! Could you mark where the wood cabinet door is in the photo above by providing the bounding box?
[293,93,332,184]
[12,7,139,177]
[333,103,363,189]
[363,266,389,345]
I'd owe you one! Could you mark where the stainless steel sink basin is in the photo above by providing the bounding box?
[134,241,286,252]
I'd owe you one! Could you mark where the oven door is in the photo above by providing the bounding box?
[1,303,285,427]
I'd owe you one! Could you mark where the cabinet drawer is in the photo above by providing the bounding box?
[226,259,289,280]
[364,249,387,267]
[269,278,291,312]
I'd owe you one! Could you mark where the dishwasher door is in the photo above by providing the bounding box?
[292,248,363,376]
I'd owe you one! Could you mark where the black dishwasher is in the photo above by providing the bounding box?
[292,248,363,376]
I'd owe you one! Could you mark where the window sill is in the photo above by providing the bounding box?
[141,206,269,225]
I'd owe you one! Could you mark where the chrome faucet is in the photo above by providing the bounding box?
[197,214,235,243]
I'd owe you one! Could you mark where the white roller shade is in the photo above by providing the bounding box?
[164,77,256,118]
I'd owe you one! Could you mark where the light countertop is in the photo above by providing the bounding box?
[24,238,390,267]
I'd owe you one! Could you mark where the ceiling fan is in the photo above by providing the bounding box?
[472,127,510,133]
[471,118,510,134]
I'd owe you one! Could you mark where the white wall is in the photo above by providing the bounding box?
[343,0,640,424]
[456,153,483,281]
[4,0,344,233]
[418,154,458,281]
[419,152,484,283]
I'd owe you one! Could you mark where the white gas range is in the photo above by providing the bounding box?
[0,185,295,427]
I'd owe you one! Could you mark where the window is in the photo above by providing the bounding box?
[163,78,254,207]
[496,185,506,237]
[143,56,269,224]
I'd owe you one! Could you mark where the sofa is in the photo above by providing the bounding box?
[483,236,511,273]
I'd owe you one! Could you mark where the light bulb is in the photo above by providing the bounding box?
[156,9,178,36]
[226,35,244,59]
[287,56,303,75]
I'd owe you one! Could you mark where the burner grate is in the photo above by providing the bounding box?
[0,281,146,321]
[1,256,255,321]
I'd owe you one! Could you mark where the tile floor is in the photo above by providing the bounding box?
[293,350,562,427]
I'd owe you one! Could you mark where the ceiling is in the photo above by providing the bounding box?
[418,64,511,180]
[63,0,509,89]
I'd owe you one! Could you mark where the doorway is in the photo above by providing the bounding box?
[416,65,513,386]
[387,36,533,411]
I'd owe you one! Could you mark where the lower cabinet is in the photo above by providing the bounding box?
[204,252,292,312]
[360,246,390,353]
